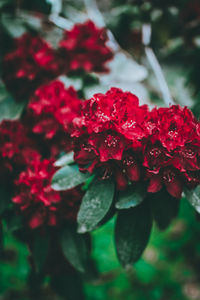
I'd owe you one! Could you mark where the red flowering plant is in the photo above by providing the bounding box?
[52,87,200,267]
[1,3,200,291]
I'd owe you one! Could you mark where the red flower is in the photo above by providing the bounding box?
[27,80,82,156]
[0,120,40,178]
[147,167,183,199]
[59,20,113,73]
[12,159,83,228]
[72,88,149,190]
[145,105,199,151]
[2,33,62,100]
[144,105,200,197]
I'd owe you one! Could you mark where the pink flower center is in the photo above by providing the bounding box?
[123,156,135,166]
[163,169,175,183]
[181,148,195,158]
[104,135,118,148]
[149,147,162,158]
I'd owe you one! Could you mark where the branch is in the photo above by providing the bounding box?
[142,24,175,106]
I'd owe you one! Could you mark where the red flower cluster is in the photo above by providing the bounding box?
[0,120,40,178]
[144,105,200,198]
[72,88,149,190]
[59,20,113,73]
[2,33,62,100]
[72,88,200,198]
[27,80,82,156]
[0,79,83,228]
[13,159,82,228]
[3,22,114,100]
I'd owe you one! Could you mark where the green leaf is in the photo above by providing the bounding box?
[51,165,90,191]
[77,179,115,233]
[0,186,11,214]
[150,190,180,230]
[185,186,200,214]
[115,185,145,209]
[115,201,152,267]
[54,152,74,167]
[32,234,49,273]
[61,226,88,273]
[0,82,26,122]
[81,175,95,191]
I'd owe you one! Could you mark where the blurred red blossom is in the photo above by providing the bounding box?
[2,33,63,100]
[13,159,83,229]
[2,22,114,101]
[59,20,113,73]
[26,80,82,156]
[0,120,40,178]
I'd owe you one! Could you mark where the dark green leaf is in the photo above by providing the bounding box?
[115,201,152,267]
[150,190,180,230]
[61,226,88,273]
[77,179,115,233]
[185,186,200,213]
[51,165,90,191]
[81,175,95,191]
[0,186,11,214]
[33,234,49,273]
[115,185,145,209]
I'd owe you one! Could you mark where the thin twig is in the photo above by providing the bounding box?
[49,0,62,17]
[48,14,73,30]
[142,24,175,106]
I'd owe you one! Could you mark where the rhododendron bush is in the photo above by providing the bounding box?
[52,87,200,267]
[1,0,200,299]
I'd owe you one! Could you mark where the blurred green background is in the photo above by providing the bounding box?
[1,198,200,300]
